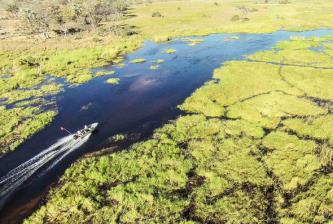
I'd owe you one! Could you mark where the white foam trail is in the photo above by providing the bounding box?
[0,134,90,206]
[0,135,73,184]
[42,133,91,174]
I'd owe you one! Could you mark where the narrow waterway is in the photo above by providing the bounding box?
[1,29,333,223]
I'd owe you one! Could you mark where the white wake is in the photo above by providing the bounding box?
[0,133,91,209]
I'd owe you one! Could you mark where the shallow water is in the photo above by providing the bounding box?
[1,29,333,223]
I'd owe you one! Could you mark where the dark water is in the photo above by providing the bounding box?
[1,29,333,223]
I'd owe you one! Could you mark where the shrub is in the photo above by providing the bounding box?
[152,11,162,17]
[279,0,291,4]
[5,2,19,16]
[231,15,240,21]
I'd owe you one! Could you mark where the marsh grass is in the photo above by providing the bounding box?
[95,70,115,77]
[130,58,146,63]
[1,0,333,221]
[0,106,56,156]
[163,48,176,54]
[0,37,141,154]
[105,78,120,85]
[156,59,164,64]
[26,35,333,223]
[3,0,333,156]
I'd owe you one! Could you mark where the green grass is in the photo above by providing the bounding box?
[130,58,146,63]
[0,37,141,155]
[95,70,115,77]
[25,115,272,223]
[0,106,56,156]
[26,34,333,223]
[163,48,176,54]
[105,78,120,85]
[280,174,333,223]
[283,115,333,145]
[129,0,333,41]
[227,91,326,129]
[263,131,319,191]
[3,0,333,156]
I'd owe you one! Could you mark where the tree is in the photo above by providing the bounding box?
[5,2,19,17]
[15,0,130,37]
[21,8,51,38]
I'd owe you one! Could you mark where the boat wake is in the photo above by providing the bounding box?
[0,133,91,210]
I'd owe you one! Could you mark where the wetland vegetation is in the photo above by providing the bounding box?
[25,35,333,223]
[105,78,120,85]
[163,48,177,54]
[2,0,333,156]
[1,0,333,222]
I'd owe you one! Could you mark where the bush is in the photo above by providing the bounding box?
[14,0,130,37]
[279,0,291,4]
[152,11,162,17]
[5,2,19,16]
[231,15,240,21]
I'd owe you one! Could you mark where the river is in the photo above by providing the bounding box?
[1,29,333,223]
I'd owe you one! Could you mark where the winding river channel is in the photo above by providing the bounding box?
[1,29,333,223]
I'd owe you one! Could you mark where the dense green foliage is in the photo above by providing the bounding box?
[0,37,141,156]
[26,36,333,223]
[0,106,55,156]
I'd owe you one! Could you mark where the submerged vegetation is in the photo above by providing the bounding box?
[156,59,165,64]
[26,35,333,223]
[183,38,204,46]
[163,48,176,54]
[149,65,160,70]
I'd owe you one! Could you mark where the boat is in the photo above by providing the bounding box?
[72,123,98,139]
[0,122,99,211]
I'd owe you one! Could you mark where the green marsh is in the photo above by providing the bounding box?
[26,36,333,223]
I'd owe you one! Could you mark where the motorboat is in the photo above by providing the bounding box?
[73,123,98,139]
[0,122,99,211]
